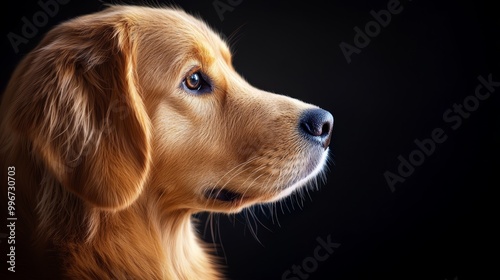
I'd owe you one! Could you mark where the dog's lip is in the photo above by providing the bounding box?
[204,188,252,203]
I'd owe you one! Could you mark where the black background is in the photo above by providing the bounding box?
[1,0,499,279]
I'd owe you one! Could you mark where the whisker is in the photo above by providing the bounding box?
[243,209,263,245]
[203,156,261,209]
[216,214,228,265]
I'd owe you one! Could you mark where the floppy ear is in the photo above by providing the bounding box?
[7,11,151,210]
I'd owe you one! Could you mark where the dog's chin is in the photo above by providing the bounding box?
[272,148,330,202]
[201,148,329,213]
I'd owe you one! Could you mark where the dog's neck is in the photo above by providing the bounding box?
[8,156,220,279]
[59,193,220,279]
[141,198,221,280]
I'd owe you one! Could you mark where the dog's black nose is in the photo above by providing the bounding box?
[299,108,334,149]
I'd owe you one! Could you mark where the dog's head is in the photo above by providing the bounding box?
[5,6,333,213]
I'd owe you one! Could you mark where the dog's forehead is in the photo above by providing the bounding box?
[143,7,232,65]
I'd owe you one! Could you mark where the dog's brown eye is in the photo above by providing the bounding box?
[182,71,212,94]
[186,72,201,90]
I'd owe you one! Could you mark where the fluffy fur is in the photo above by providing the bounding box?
[0,5,332,279]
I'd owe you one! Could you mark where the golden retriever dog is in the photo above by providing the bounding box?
[0,5,333,279]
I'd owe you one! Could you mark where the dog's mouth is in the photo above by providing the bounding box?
[204,188,250,203]
[202,149,329,210]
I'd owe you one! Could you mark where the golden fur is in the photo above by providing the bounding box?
[0,5,332,279]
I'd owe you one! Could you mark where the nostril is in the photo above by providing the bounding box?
[299,108,334,147]
[321,122,331,137]
[301,122,320,137]
[301,121,325,137]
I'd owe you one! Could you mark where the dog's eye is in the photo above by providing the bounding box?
[182,71,212,94]
[186,72,201,90]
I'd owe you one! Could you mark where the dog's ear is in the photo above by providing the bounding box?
[7,11,151,210]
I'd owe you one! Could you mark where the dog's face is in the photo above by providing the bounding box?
[133,8,333,213]
[4,6,332,214]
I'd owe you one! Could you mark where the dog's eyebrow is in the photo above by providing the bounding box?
[192,40,216,67]
[192,38,232,68]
